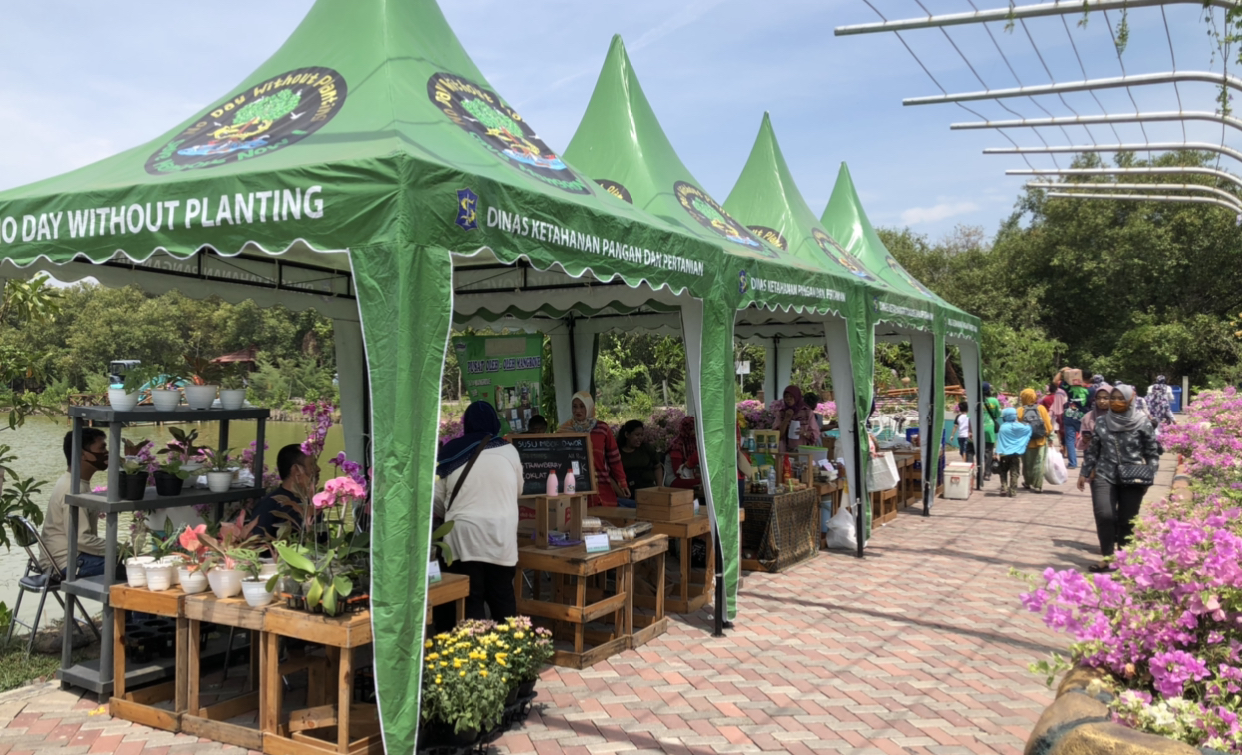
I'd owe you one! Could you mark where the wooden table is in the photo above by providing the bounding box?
[182,593,269,750]
[109,585,188,732]
[647,515,711,614]
[587,507,710,614]
[425,573,469,625]
[894,453,920,508]
[627,535,670,647]
[262,608,380,755]
[515,535,668,668]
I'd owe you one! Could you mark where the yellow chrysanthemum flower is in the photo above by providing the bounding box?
[424,640,433,648]
[479,669,488,677]
[459,671,466,677]
[435,676,442,684]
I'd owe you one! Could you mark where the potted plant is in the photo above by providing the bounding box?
[199,512,261,599]
[219,363,248,411]
[420,622,511,744]
[237,551,276,607]
[141,367,184,412]
[121,512,152,587]
[153,457,190,497]
[176,524,210,594]
[205,446,234,493]
[112,363,164,412]
[183,355,222,410]
[498,616,554,699]
[119,452,152,502]
[161,427,205,474]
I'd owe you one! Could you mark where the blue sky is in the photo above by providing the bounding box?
[0,1,1228,244]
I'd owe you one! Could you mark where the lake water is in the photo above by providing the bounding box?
[0,415,343,626]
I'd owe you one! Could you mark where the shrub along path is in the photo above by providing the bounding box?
[0,453,1174,755]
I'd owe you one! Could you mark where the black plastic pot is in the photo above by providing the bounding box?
[153,471,184,497]
[120,472,147,501]
[127,630,155,663]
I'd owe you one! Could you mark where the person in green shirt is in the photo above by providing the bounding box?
[981,382,1002,482]
[1063,378,1091,469]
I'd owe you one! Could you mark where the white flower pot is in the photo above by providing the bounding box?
[207,568,243,599]
[219,389,247,411]
[151,389,181,412]
[178,567,208,594]
[108,389,139,412]
[180,461,204,474]
[206,471,233,493]
[241,578,275,608]
[259,558,279,580]
[184,384,218,410]
[125,556,154,588]
[144,562,174,592]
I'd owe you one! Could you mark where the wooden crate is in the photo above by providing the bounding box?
[635,487,694,522]
[262,608,379,755]
[109,585,188,732]
[181,593,271,751]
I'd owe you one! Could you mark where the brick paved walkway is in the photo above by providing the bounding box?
[0,455,1175,755]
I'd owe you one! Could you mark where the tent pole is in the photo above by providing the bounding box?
[567,314,578,394]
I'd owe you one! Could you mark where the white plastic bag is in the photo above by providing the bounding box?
[866,451,899,491]
[1045,447,1068,486]
[825,505,858,550]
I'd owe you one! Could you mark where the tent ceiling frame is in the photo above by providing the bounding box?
[1028,181,1242,211]
[1046,192,1242,215]
[833,0,1241,216]
[834,0,1228,35]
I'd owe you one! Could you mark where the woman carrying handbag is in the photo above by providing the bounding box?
[1076,384,1160,573]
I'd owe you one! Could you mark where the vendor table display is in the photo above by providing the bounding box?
[515,534,668,668]
[740,488,819,573]
[894,452,920,509]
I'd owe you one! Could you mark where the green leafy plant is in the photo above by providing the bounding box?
[158,456,192,481]
[432,521,456,566]
[198,512,261,571]
[147,518,180,560]
[272,543,356,616]
[183,354,224,386]
[207,446,232,473]
[219,363,248,391]
[159,426,203,462]
[121,363,175,394]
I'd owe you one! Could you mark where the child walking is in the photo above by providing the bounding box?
[954,401,972,461]
[995,406,1032,497]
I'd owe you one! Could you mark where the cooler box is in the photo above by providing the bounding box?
[943,462,974,500]
[1171,386,1183,413]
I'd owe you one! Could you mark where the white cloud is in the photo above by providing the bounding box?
[900,201,981,225]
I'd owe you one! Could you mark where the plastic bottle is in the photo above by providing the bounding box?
[547,470,559,496]
[766,467,776,495]
[564,469,576,495]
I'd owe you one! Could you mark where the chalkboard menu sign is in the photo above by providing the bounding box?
[511,433,596,497]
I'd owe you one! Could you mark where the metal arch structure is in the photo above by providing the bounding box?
[833,0,1242,216]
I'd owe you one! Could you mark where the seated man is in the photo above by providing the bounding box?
[252,444,320,542]
[41,429,110,578]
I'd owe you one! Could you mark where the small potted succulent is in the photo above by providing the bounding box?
[205,446,234,493]
[219,363,248,411]
[183,355,222,410]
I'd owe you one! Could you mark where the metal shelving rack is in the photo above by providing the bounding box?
[60,404,269,695]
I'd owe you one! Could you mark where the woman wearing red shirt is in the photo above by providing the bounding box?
[558,391,629,506]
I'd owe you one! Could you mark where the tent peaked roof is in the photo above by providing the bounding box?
[564,35,794,266]
[723,113,890,290]
[820,162,949,309]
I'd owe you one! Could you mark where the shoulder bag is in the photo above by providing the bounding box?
[1113,434,1155,486]
[446,435,493,514]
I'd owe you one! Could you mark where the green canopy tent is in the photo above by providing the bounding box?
[820,164,984,515]
[722,113,896,551]
[562,36,873,614]
[0,1,748,750]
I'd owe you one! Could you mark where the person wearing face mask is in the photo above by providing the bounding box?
[252,444,322,541]
[41,429,113,577]
[1077,385,1160,573]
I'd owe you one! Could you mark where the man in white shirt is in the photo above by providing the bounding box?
[40,428,111,577]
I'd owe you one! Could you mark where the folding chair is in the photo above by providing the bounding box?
[4,515,100,658]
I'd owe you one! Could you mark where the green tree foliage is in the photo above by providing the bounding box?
[882,151,1242,391]
[0,282,336,406]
